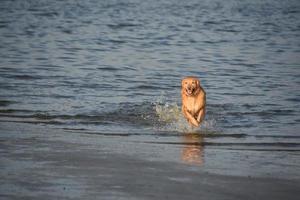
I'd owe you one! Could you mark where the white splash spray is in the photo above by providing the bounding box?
[154,93,216,133]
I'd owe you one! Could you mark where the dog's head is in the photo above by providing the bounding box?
[181,76,200,96]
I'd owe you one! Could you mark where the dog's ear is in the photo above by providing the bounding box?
[197,79,200,87]
[181,79,185,88]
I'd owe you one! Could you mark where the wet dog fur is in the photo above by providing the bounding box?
[181,76,206,127]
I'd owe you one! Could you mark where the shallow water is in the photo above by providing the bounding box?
[0,0,300,154]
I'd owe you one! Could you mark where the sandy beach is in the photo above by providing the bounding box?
[1,122,299,200]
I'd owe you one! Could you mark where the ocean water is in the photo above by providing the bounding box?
[0,0,300,158]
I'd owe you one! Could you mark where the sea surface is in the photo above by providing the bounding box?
[0,0,300,177]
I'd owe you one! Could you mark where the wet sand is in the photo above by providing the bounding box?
[0,122,299,200]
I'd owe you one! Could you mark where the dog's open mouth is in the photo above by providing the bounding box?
[186,88,195,95]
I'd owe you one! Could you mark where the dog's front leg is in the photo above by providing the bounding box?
[196,107,206,124]
[182,106,199,127]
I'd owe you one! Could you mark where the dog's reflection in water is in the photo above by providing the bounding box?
[181,133,204,166]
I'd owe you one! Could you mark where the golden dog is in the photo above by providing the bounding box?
[181,76,206,127]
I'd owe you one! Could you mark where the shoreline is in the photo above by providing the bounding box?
[0,122,299,199]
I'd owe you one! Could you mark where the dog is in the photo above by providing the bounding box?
[181,76,206,127]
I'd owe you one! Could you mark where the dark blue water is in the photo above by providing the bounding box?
[0,0,300,150]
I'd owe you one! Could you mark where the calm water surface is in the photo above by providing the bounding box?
[0,0,300,159]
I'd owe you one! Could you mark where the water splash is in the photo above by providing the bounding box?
[155,102,181,124]
[154,94,217,133]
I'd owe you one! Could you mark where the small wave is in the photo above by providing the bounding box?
[6,74,41,80]
[97,66,120,71]
[142,141,300,148]
[285,97,300,102]
[215,28,240,33]
[254,135,300,139]
[107,23,141,29]
[202,40,229,44]
[0,109,34,114]
[0,102,158,127]
[0,97,220,134]
[227,109,295,117]
[0,100,16,107]
[203,20,222,25]
[132,85,168,90]
[107,39,126,44]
